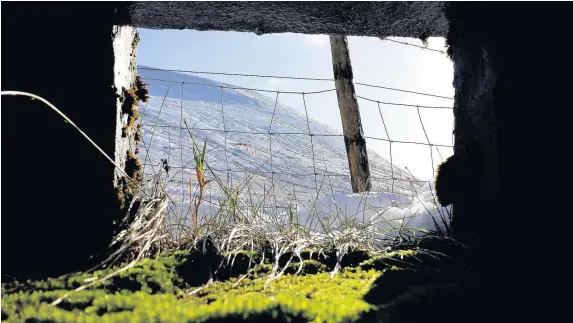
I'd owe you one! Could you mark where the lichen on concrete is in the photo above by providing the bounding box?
[117,150,143,210]
[112,25,140,191]
[112,26,150,214]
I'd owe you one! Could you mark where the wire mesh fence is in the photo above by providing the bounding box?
[135,53,454,242]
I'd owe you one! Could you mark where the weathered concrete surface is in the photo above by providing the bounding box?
[444,2,571,321]
[127,1,448,38]
[446,5,500,254]
[113,25,139,187]
[2,1,568,320]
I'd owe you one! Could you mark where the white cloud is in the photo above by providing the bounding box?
[303,34,329,47]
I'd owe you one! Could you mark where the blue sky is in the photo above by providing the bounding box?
[136,28,454,181]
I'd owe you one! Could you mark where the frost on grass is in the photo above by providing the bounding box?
[181,178,452,252]
[297,180,451,237]
[2,168,460,323]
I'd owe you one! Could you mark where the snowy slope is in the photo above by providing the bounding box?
[135,67,447,235]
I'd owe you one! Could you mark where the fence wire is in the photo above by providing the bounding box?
[380,37,448,54]
[136,66,453,239]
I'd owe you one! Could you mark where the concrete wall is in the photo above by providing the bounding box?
[127,1,448,38]
[113,25,139,188]
[2,1,508,284]
[444,3,500,252]
[444,3,569,320]
[4,2,568,319]
[1,2,132,279]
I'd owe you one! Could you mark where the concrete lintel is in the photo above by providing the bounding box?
[126,1,448,38]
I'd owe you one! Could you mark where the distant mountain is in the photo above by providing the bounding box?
[136,66,421,214]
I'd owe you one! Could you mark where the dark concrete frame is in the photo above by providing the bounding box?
[8,3,563,318]
[0,0,491,277]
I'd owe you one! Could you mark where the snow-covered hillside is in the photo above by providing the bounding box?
[136,66,449,236]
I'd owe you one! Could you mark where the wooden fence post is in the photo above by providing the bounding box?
[329,35,371,192]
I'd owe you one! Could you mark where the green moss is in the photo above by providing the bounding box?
[2,252,191,296]
[2,253,382,323]
[3,245,468,323]
[358,249,418,271]
[273,249,371,272]
[283,259,328,275]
